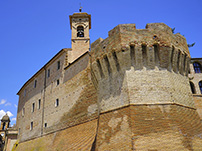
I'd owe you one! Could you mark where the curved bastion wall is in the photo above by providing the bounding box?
[14,22,202,151]
[90,23,194,113]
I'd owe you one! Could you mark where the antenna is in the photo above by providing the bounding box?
[79,3,82,12]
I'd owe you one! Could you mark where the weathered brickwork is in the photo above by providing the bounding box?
[90,23,193,114]
[96,105,202,150]
[14,11,202,151]
[15,119,97,151]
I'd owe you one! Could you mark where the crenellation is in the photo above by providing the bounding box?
[103,55,112,76]
[180,50,185,75]
[176,49,181,73]
[100,55,110,79]
[186,57,191,76]
[182,54,186,75]
[119,45,131,70]
[147,46,155,69]
[112,51,121,72]
[171,48,178,73]
[129,45,135,67]
[94,60,102,80]
[106,52,118,75]
[153,44,159,67]
[134,44,143,70]
[146,23,173,34]
[142,44,147,67]
[159,46,171,70]
[13,11,202,151]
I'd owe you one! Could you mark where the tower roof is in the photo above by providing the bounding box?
[1,114,10,122]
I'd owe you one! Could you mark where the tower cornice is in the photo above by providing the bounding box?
[69,12,91,29]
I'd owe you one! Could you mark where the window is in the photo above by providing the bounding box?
[2,122,5,130]
[34,80,37,88]
[55,99,59,107]
[193,62,202,73]
[57,61,60,70]
[38,99,41,109]
[22,107,25,116]
[190,82,196,94]
[24,89,26,97]
[32,103,35,112]
[77,26,84,37]
[30,122,33,130]
[47,69,50,78]
[199,81,202,94]
[18,128,21,135]
[57,79,60,86]
[44,123,47,128]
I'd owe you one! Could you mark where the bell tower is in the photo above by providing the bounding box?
[0,114,10,143]
[69,10,91,63]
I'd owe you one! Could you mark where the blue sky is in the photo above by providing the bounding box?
[0,0,202,125]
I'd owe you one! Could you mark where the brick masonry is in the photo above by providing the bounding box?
[14,12,202,151]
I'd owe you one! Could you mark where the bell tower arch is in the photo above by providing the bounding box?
[0,114,10,143]
[69,11,91,63]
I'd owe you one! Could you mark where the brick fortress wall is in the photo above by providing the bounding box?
[15,23,202,151]
[90,23,202,150]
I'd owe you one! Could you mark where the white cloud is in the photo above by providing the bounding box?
[6,111,13,117]
[11,118,16,122]
[0,110,6,119]
[14,104,17,108]
[0,99,6,105]
[0,110,14,119]
[5,102,12,106]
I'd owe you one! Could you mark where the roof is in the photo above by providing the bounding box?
[17,48,71,95]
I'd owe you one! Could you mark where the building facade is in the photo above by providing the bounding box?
[0,114,17,151]
[189,58,202,120]
[14,11,202,150]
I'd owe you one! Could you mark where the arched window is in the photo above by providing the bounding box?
[193,62,202,73]
[2,122,5,130]
[77,26,84,37]
[199,81,202,94]
[190,82,196,94]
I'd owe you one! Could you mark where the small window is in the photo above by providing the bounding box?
[77,26,84,37]
[190,82,196,94]
[30,122,33,130]
[32,103,35,112]
[57,61,60,70]
[22,107,25,116]
[199,81,202,94]
[24,89,26,97]
[2,122,5,130]
[38,99,41,109]
[55,99,59,107]
[47,69,50,78]
[34,80,37,88]
[57,79,60,86]
[44,123,47,128]
[18,128,21,135]
[193,62,202,73]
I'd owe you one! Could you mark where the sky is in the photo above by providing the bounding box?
[0,0,201,126]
